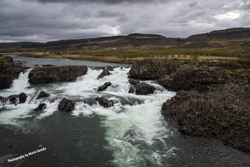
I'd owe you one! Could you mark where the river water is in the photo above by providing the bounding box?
[0,55,250,167]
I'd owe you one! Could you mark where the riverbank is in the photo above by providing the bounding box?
[2,50,239,65]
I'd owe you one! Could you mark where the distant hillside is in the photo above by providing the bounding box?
[0,28,250,51]
[186,28,250,43]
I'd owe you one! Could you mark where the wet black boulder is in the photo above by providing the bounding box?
[128,79,140,85]
[97,69,111,79]
[36,91,49,99]
[19,92,27,103]
[7,92,27,104]
[135,83,156,95]
[95,96,114,108]
[98,82,112,91]
[35,103,47,111]
[58,98,75,112]
[28,65,88,84]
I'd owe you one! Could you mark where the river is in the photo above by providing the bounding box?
[0,55,249,167]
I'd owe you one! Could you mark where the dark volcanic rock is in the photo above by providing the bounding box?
[19,92,27,103]
[36,91,49,99]
[162,84,250,153]
[97,69,111,79]
[158,65,250,91]
[135,82,156,95]
[128,59,167,79]
[95,96,114,108]
[7,92,27,104]
[58,98,75,112]
[98,82,112,91]
[28,65,88,84]
[128,79,140,85]
[35,103,46,111]
[0,62,29,89]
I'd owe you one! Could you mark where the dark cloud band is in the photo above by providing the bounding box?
[23,0,164,4]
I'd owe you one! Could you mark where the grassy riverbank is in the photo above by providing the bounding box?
[1,48,250,65]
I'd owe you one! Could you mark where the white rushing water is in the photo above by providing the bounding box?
[0,67,176,166]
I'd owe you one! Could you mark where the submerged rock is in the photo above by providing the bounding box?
[162,84,250,153]
[98,82,112,91]
[97,69,111,79]
[35,103,47,111]
[58,98,75,112]
[36,91,49,99]
[95,96,114,108]
[135,83,156,95]
[28,65,88,84]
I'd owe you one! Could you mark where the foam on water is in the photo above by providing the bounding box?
[0,99,37,126]
[35,99,61,119]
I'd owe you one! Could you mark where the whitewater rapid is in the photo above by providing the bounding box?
[0,67,177,166]
[1,62,250,167]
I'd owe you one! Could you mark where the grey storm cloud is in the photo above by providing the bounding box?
[23,0,168,4]
[0,0,249,42]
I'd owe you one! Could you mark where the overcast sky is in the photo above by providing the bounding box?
[0,0,249,43]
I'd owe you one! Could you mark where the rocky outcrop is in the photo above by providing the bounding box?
[95,96,114,108]
[158,65,226,91]
[158,61,250,91]
[135,82,156,95]
[98,82,112,91]
[36,91,49,99]
[58,98,75,112]
[147,58,250,153]
[28,65,88,84]
[162,84,250,153]
[0,61,29,89]
[97,69,111,79]
[128,59,167,79]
